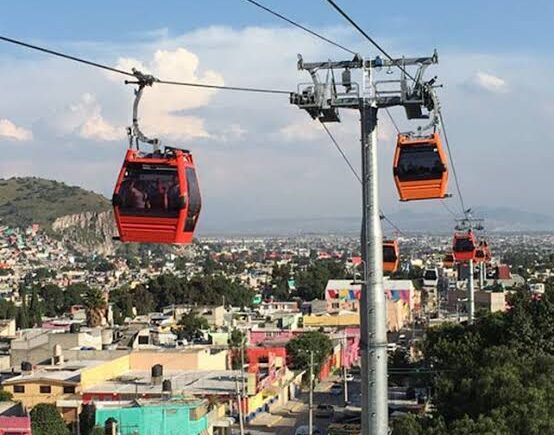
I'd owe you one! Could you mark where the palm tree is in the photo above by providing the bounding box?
[83,288,107,327]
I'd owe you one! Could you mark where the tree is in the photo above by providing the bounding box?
[228,329,245,348]
[83,288,106,327]
[29,288,42,326]
[286,331,333,374]
[296,259,347,301]
[177,311,209,342]
[30,403,70,435]
[0,389,13,401]
[40,284,65,317]
[270,264,292,301]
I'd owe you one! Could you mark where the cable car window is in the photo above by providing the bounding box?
[424,270,437,280]
[185,167,201,232]
[396,145,445,181]
[383,246,397,263]
[119,164,180,218]
[454,238,474,252]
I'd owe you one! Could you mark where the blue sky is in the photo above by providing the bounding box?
[0,1,553,231]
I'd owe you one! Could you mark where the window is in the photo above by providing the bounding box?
[40,385,51,394]
[396,145,445,181]
[383,246,398,263]
[13,385,24,393]
[117,163,181,218]
[138,335,149,345]
[332,303,340,309]
[455,238,475,253]
[63,386,76,394]
[184,167,201,232]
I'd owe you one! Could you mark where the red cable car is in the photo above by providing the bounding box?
[383,240,399,273]
[443,253,454,268]
[112,148,201,244]
[452,231,477,262]
[474,247,486,263]
[393,132,448,201]
[112,70,201,244]
[479,240,492,263]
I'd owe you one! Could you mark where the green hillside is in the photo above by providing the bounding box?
[0,177,110,229]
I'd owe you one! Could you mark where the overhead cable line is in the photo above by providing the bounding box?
[0,35,290,95]
[241,0,357,55]
[384,108,401,133]
[320,122,362,184]
[324,0,417,82]
[320,123,406,236]
[438,109,467,215]
[440,199,459,219]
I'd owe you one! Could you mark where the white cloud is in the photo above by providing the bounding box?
[113,47,223,141]
[470,71,509,93]
[50,93,124,141]
[0,119,33,141]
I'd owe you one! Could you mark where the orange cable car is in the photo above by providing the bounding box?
[452,231,477,262]
[443,253,455,268]
[474,247,486,263]
[112,70,201,244]
[383,240,399,273]
[393,132,448,201]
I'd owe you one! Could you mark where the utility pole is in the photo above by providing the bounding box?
[309,350,314,435]
[468,259,475,324]
[342,331,349,404]
[235,376,245,435]
[291,52,438,435]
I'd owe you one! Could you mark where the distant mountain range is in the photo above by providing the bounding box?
[199,207,554,235]
[0,177,551,239]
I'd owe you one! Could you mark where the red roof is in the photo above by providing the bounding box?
[0,416,31,433]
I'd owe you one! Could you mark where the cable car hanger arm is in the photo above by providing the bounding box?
[124,69,160,151]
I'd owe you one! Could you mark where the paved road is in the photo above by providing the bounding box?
[247,375,361,435]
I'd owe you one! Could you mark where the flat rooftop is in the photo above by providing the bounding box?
[84,369,246,396]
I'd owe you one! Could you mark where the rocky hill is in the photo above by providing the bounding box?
[0,177,116,252]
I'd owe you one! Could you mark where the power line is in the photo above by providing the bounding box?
[241,0,357,55]
[438,109,467,216]
[0,34,290,95]
[319,122,406,237]
[324,0,417,82]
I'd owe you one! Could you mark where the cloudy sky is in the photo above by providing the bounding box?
[0,0,553,232]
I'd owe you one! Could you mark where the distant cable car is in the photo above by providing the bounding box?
[393,132,448,201]
[452,231,477,262]
[112,70,201,244]
[423,267,439,287]
[443,253,455,268]
[474,247,486,263]
[479,240,492,263]
[383,240,399,273]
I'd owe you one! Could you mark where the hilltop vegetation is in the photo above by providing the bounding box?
[0,177,110,230]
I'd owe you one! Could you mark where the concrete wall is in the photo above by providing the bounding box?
[11,330,103,367]
[5,381,68,408]
[129,349,227,371]
[81,355,131,390]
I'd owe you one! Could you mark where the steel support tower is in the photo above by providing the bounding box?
[291,52,439,434]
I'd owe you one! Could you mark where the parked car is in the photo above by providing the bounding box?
[330,383,343,395]
[295,425,321,435]
[315,404,334,418]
